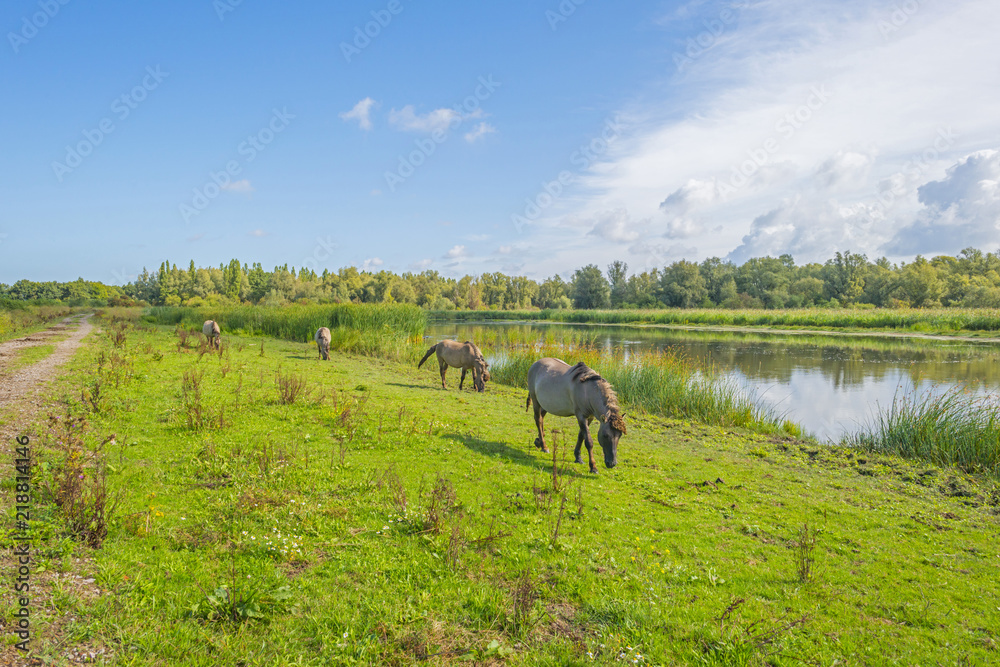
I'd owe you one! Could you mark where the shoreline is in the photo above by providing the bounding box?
[427,317,1000,345]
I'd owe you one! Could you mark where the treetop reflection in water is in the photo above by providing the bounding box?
[424,321,1000,442]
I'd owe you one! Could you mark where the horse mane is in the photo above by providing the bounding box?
[570,363,626,433]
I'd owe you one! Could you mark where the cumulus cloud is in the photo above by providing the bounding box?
[585,208,648,242]
[409,258,434,270]
[362,257,384,271]
[464,122,496,143]
[884,149,1000,255]
[389,106,462,134]
[222,179,253,194]
[659,179,720,239]
[814,150,874,189]
[340,97,378,130]
[444,245,467,259]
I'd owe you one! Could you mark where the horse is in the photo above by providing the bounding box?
[202,320,221,349]
[525,358,627,474]
[315,327,331,360]
[418,340,490,392]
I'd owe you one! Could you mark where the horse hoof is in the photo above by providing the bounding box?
[589,468,599,475]
[574,458,583,465]
[534,438,543,450]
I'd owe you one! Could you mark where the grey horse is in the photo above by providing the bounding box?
[526,358,626,473]
[418,340,490,392]
[315,327,331,360]
[202,320,221,349]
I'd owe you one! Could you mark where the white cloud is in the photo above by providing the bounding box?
[585,208,647,243]
[444,245,467,259]
[409,258,434,270]
[222,179,253,194]
[508,0,1000,273]
[885,149,1000,255]
[389,106,461,134]
[248,229,268,237]
[497,245,513,255]
[340,97,378,131]
[464,122,496,143]
[362,257,384,271]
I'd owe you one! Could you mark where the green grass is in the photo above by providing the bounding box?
[144,304,427,360]
[843,388,1000,475]
[0,305,73,343]
[488,345,793,435]
[432,307,1000,335]
[0,343,57,376]
[11,323,1000,665]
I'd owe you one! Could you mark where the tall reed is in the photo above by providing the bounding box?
[842,387,1000,475]
[488,344,790,433]
[145,304,426,360]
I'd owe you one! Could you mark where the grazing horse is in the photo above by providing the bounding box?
[202,320,221,349]
[526,358,626,473]
[315,327,331,360]
[418,340,490,392]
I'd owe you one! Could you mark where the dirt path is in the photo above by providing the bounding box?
[1,314,98,667]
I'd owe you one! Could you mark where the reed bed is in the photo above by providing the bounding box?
[487,343,793,434]
[842,388,1000,475]
[145,304,426,360]
[433,308,1000,333]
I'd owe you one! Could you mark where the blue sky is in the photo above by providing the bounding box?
[2,0,1000,285]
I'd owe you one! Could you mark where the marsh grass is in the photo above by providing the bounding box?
[489,344,788,432]
[147,303,426,359]
[434,307,1000,334]
[843,387,1000,474]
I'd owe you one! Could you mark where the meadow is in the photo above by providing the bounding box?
[0,303,74,344]
[7,311,999,665]
[434,307,1000,336]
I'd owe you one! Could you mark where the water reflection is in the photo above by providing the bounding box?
[425,321,1000,442]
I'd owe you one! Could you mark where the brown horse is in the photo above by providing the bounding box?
[202,320,221,349]
[315,327,331,360]
[526,358,626,473]
[418,340,490,392]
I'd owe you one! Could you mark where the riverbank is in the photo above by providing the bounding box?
[430,308,1000,342]
[7,322,998,665]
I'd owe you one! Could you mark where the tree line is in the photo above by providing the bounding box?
[4,249,1000,310]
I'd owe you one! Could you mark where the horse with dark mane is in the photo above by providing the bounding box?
[526,358,626,473]
[418,340,490,392]
[203,320,221,349]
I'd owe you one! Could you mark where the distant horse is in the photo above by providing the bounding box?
[526,358,626,473]
[315,327,331,360]
[202,320,221,349]
[418,340,490,392]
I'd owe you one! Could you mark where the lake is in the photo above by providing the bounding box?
[424,321,1000,442]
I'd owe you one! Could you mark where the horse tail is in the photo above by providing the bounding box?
[525,394,532,412]
[417,344,438,369]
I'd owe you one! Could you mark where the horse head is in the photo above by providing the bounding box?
[597,411,627,468]
[472,356,490,392]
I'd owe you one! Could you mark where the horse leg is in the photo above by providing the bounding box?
[574,428,585,464]
[580,417,598,474]
[460,368,467,390]
[533,406,549,453]
[438,359,448,389]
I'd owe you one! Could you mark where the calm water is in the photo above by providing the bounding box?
[424,321,1000,442]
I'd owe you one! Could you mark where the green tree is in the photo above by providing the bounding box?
[572,265,610,309]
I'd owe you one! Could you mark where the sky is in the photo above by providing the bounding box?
[2,0,999,285]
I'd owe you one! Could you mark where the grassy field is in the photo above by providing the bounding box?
[432,308,1000,336]
[7,319,1000,665]
[0,305,73,344]
[0,344,57,377]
